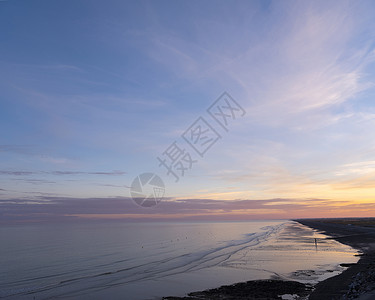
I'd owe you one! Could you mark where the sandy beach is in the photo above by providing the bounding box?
[162,219,375,300]
[297,219,375,299]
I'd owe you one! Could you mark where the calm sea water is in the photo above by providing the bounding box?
[0,220,358,299]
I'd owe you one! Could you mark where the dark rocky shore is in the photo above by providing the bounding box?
[162,218,375,300]
[163,279,312,299]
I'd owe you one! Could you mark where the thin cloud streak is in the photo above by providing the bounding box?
[1,1,375,210]
[1,197,375,224]
[0,145,36,155]
[0,170,126,176]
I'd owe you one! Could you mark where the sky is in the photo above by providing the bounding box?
[1,0,375,222]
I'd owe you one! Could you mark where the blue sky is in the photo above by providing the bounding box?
[1,0,375,220]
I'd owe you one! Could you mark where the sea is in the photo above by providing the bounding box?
[0,220,359,299]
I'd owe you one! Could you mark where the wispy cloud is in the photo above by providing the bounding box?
[38,156,73,165]
[96,183,128,188]
[1,196,374,224]
[0,145,76,167]
[0,170,126,176]
[1,1,375,210]
[230,2,375,130]
[50,170,127,176]
[0,171,35,176]
[11,178,57,185]
[335,160,375,176]
[0,145,35,155]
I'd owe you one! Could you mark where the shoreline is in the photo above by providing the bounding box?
[162,218,375,300]
[295,219,375,299]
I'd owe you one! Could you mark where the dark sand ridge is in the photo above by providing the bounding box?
[162,219,375,300]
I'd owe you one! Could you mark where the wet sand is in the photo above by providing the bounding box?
[162,219,375,300]
[296,218,375,299]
